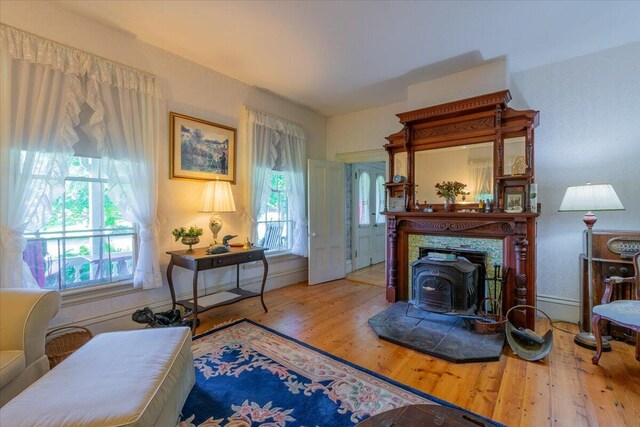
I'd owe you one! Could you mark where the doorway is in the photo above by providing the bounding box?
[350,162,386,273]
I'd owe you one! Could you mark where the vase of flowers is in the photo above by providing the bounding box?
[172,226,204,252]
[435,181,469,212]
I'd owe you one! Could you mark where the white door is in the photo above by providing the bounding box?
[308,159,346,285]
[372,170,386,264]
[353,164,386,270]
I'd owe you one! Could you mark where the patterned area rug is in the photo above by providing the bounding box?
[178,319,503,427]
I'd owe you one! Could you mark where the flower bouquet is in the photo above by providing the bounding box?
[434,181,469,211]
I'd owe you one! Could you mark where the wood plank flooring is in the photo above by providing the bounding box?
[345,263,386,286]
[195,280,640,426]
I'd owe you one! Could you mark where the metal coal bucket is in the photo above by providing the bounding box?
[505,305,553,361]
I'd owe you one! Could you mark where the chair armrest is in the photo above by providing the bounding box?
[602,276,635,304]
[0,289,61,366]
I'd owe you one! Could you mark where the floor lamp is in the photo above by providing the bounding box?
[559,183,624,350]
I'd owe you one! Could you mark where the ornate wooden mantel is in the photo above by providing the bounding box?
[384,210,539,329]
[382,91,540,330]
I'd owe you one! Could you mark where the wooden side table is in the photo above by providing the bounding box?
[166,246,269,334]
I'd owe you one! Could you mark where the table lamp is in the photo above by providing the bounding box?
[559,183,624,350]
[200,179,236,244]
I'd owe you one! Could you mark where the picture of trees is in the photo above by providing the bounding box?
[170,112,236,182]
[180,125,229,174]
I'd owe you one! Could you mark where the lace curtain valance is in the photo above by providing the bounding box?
[245,107,306,140]
[0,25,160,96]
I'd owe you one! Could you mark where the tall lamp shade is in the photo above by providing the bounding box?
[200,180,236,244]
[559,183,624,351]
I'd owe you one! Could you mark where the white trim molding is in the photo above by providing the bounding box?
[335,149,387,164]
[51,265,307,333]
[536,293,581,323]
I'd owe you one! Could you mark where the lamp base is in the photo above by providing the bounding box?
[209,213,223,244]
[574,331,612,352]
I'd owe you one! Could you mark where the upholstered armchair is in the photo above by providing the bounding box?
[592,252,640,365]
[0,288,61,407]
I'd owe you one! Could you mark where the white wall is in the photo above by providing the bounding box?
[1,1,327,330]
[327,45,640,322]
[406,60,508,110]
[510,43,640,320]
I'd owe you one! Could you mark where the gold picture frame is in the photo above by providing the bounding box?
[170,112,236,183]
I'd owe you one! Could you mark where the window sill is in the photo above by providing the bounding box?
[60,280,141,307]
[266,249,292,258]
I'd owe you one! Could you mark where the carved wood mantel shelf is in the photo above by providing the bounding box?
[384,210,539,329]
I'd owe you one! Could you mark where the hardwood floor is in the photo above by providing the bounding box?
[345,262,386,287]
[196,280,640,426]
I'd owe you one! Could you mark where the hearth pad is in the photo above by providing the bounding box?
[368,302,504,363]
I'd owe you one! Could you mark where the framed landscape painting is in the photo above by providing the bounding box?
[170,112,236,183]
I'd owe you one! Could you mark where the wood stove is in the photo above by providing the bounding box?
[410,257,478,314]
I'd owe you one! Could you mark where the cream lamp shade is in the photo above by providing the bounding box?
[200,180,236,244]
[558,183,624,212]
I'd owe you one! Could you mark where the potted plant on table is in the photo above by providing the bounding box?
[172,226,204,252]
[434,181,469,212]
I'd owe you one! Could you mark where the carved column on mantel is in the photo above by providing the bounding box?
[513,236,529,327]
[386,217,398,302]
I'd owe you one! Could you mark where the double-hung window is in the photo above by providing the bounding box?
[256,171,293,253]
[23,156,136,291]
[246,106,307,257]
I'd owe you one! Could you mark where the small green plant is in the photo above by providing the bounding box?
[172,226,203,241]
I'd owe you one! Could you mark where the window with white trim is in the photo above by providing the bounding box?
[256,171,293,252]
[375,175,386,224]
[23,156,136,291]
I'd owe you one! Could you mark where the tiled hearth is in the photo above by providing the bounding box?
[368,302,505,363]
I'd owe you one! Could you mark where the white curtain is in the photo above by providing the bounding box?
[280,131,308,257]
[0,24,162,289]
[244,107,308,256]
[88,65,162,289]
[244,108,276,245]
[468,158,493,202]
[0,26,82,288]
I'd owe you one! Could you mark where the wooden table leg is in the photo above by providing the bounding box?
[191,269,199,335]
[260,256,269,313]
[167,257,176,310]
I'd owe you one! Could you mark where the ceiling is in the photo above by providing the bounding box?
[54,1,640,117]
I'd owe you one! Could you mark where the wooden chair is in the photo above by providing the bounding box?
[260,223,284,250]
[592,252,640,365]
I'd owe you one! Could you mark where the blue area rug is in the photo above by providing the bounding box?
[178,319,503,426]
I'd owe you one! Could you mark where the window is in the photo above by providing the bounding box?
[256,171,292,252]
[375,175,386,224]
[358,171,371,225]
[23,156,136,291]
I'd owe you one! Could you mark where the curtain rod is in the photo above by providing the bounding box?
[0,23,156,78]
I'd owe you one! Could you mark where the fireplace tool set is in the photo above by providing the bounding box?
[472,264,510,334]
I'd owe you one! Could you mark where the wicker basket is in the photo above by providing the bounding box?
[45,326,93,368]
[474,297,506,334]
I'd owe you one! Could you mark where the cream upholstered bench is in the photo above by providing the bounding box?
[0,327,194,427]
